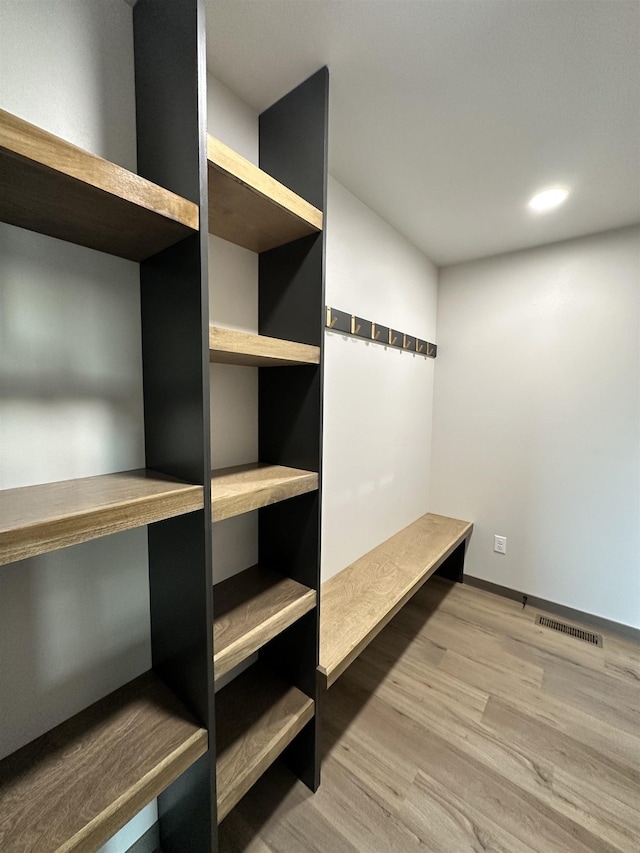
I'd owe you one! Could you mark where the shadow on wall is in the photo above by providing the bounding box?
[0,223,144,489]
[0,528,151,760]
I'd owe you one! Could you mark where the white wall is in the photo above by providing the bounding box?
[0,2,155,849]
[431,226,640,629]
[322,179,438,581]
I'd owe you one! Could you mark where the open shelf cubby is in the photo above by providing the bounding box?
[0,108,198,261]
[0,671,208,853]
[210,463,318,522]
[0,470,204,566]
[215,663,315,823]
[213,565,316,679]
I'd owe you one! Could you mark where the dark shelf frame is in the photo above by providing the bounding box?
[134,0,216,850]
[258,67,329,792]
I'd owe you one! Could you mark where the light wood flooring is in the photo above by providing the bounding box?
[219,577,640,852]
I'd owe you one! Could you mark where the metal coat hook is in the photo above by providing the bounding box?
[326,307,338,328]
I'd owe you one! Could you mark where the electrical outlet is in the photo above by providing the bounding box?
[494,535,507,554]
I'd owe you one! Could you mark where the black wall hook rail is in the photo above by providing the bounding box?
[325,306,437,358]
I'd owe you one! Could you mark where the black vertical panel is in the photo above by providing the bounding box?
[133,0,202,204]
[133,0,215,849]
[259,234,323,347]
[259,67,329,210]
[258,68,328,793]
[259,492,319,590]
[138,235,208,484]
[434,541,466,583]
[155,753,213,853]
[259,366,321,472]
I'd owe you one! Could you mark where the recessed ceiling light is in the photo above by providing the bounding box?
[528,187,569,212]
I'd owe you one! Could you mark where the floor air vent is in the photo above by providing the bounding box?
[535,615,603,647]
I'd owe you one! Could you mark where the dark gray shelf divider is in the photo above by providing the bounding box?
[134,0,216,850]
[258,67,329,792]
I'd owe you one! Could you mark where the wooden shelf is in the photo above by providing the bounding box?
[0,109,198,261]
[207,135,322,253]
[216,664,314,822]
[0,470,204,566]
[209,326,320,367]
[0,671,208,853]
[214,565,316,679]
[211,463,318,522]
[319,513,473,688]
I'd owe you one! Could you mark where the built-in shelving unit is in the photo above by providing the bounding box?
[211,462,318,522]
[0,671,208,853]
[3,2,326,845]
[0,470,204,566]
[0,108,198,261]
[207,135,322,253]
[213,565,316,679]
[208,66,328,824]
[215,664,315,822]
[209,326,320,367]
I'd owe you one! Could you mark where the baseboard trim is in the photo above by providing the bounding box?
[463,574,640,643]
[126,824,160,853]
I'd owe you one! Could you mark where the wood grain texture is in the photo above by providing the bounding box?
[207,136,322,253]
[216,664,314,822]
[0,470,204,566]
[220,578,640,853]
[209,326,320,367]
[214,565,316,679]
[0,109,198,261]
[319,513,473,688]
[0,671,208,853]
[211,463,318,522]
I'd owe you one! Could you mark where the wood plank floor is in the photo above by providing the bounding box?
[219,578,640,852]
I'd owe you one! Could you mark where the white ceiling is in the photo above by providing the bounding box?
[205,0,640,266]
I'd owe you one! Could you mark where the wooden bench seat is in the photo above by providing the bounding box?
[318,513,473,688]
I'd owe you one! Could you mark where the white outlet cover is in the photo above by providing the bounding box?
[494,535,507,554]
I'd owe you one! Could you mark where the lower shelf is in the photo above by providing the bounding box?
[216,664,314,822]
[0,671,208,853]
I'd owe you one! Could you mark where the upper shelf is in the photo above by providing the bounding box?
[213,565,316,679]
[209,326,320,367]
[0,670,208,853]
[0,469,204,566]
[207,135,323,253]
[0,109,198,261]
[211,463,318,522]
